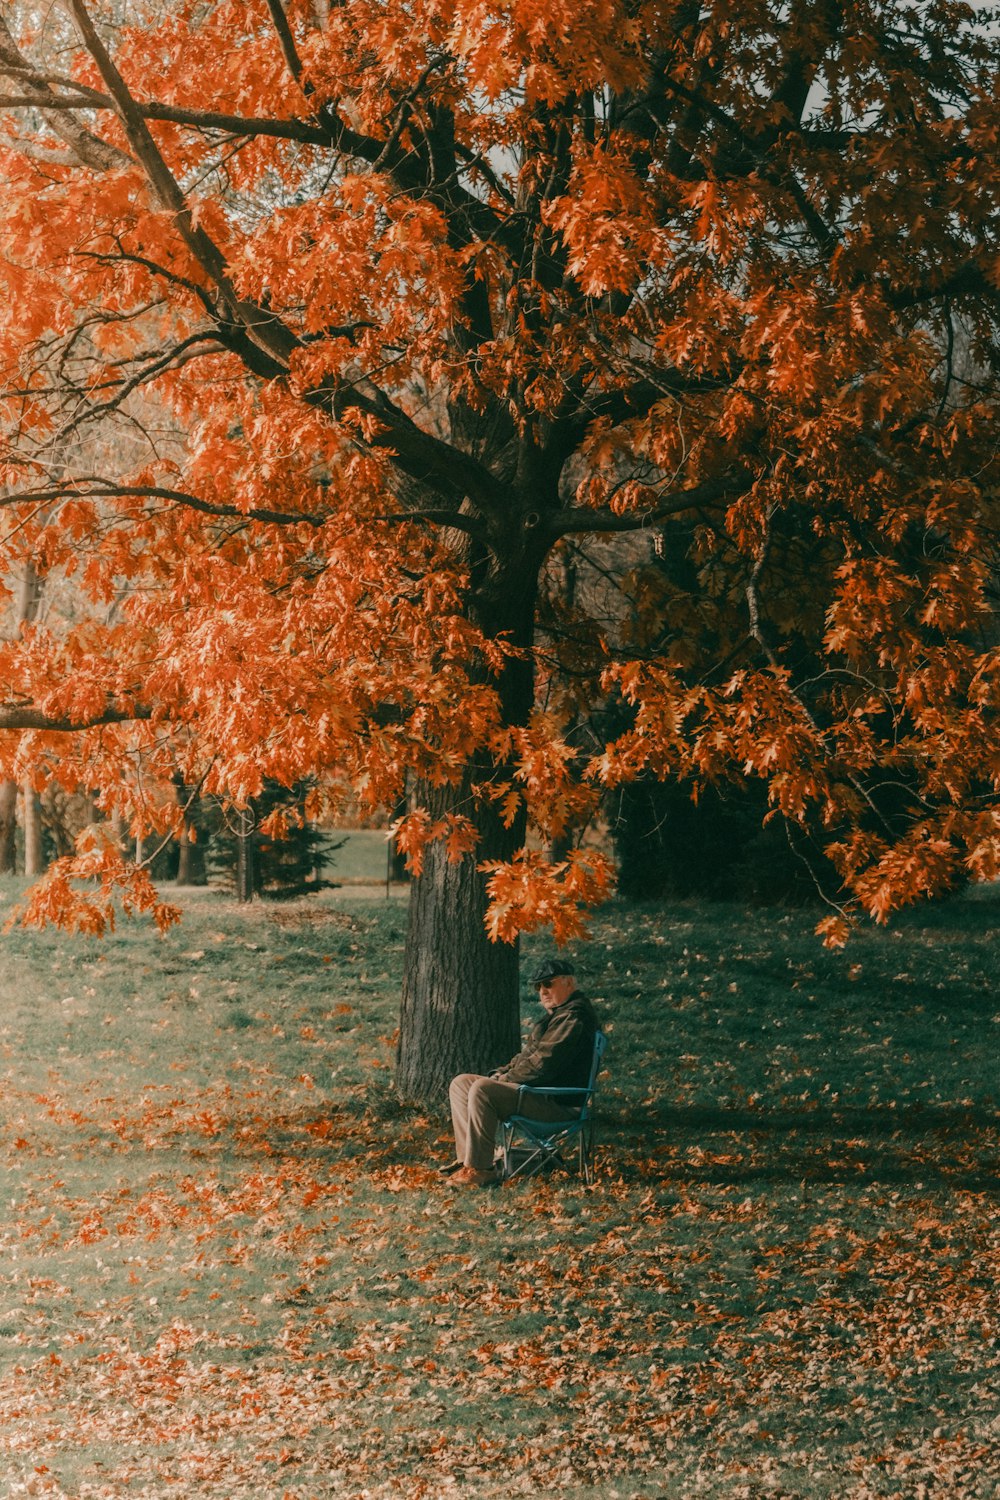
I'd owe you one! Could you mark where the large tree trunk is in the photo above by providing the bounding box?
[396,771,524,1101]
[395,557,539,1103]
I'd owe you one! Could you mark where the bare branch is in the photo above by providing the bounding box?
[40,332,224,449]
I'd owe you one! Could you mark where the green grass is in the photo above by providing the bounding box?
[325,828,399,884]
[0,878,996,1498]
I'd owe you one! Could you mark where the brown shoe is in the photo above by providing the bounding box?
[436,1158,464,1176]
[451,1166,499,1188]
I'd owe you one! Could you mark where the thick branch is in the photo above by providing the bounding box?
[0,703,149,731]
[263,0,308,89]
[888,260,1000,312]
[4,480,496,548]
[0,483,330,528]
[310,378,505,512]
[0,88,332,144]
[549,368,736,471]
[547,475,740,538]
[372,507,487,539]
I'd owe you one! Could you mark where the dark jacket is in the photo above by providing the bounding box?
[494,990,598,1104]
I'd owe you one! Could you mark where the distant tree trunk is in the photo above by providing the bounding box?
[548,832,573,864]
[389,787,410,884]
[4,560,45,876]
[0,780,16,872]
[17,559,42,626]
[176,825,205,884]
[22,779,43,877]
[235,808,256,902]
[173,777,206,885]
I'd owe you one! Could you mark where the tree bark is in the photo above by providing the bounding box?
[396,558,539,1103]
[0,780,16,872]
[176,825,206,884]
[235,808,256,902]
[392,510,542,1098]
[396,770,524,1102]
[173,777,206,884]
[22,779,43,877]
[388,787,410,883]
[1,560,44,876]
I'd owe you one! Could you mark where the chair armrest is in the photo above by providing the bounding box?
[516,1085,595,1098]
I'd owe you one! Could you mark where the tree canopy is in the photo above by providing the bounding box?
[0,0,998,1094]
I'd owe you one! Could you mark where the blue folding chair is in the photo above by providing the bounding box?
[497,1029,607,1185]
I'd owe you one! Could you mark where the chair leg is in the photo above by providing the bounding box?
[499,1119,598,1183]
[580,1120,595,1185]
[497,1124,512,1180]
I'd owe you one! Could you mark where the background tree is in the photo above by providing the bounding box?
[203,779,342,899]
[0,1,998,1099]
[0,559,39,872]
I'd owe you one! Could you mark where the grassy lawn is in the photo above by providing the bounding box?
[322,828,398,885]
[0,878,996,1498]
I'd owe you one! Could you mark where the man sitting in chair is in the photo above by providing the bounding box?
[442,958,599,1188]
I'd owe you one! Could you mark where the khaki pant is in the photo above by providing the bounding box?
[449,1073,578,1171]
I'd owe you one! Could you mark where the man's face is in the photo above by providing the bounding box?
[537,973,575,1011]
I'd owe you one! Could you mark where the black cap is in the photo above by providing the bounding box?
[531,958,575,986]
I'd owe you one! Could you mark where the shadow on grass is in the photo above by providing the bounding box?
[604,1100,999,1190]
[251,1093,998,1193]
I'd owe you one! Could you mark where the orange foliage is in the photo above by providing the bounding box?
[0,0,997,948]
[8,826,180,937]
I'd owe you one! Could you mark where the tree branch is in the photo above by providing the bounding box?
[888,260,1000,312]
[547,475,740,538]
[307,378,506,513]
[66,0,300,376]
[0,88,332,144]
[0,703,149,732]
[39,8,503,515]
[0,481,330,528]
[263,0,309,90]
[0,14,131,170]
[371,507,487,538]
[45,332,226,448]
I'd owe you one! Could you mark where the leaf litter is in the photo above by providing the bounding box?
[0,889,996,1497]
